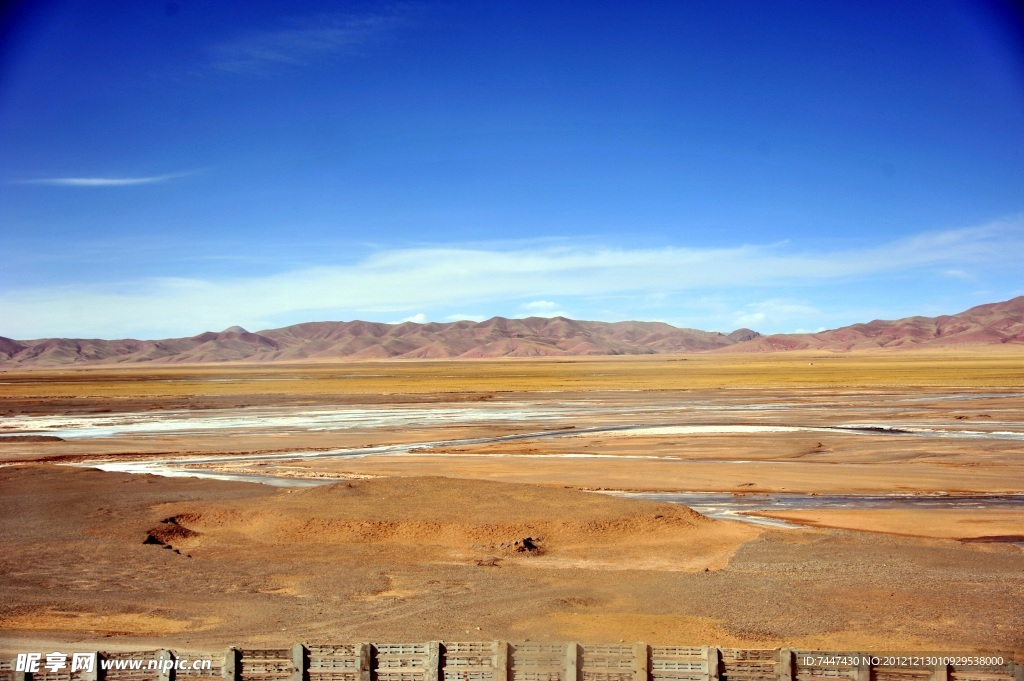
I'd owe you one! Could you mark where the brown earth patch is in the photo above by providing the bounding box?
[1,465,1021,654]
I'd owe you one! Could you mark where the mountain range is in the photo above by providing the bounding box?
[1,297,1022,367]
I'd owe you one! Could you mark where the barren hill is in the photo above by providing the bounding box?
[0,318,756,367]
[1,297,1022,367]
[724,296,1024,352]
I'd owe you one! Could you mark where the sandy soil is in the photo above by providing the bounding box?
[1,465,1021,655]
[228,450,1024,495]
[750,508,1024,541]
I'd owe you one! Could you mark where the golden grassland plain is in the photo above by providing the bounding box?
[2,348,1024,399]
[1,350,1023,654]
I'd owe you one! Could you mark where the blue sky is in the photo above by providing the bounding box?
[1,0,1023,339]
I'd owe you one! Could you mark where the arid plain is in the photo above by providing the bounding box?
[1,351,1022,655]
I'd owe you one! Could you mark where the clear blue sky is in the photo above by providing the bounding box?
[2,0,1023,339]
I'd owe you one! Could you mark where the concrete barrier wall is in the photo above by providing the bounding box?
[5,644,1020,681]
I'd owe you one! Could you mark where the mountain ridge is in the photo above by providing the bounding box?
[1,297,1022,367]
[722,296,1024,352]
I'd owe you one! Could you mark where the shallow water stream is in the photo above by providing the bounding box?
[4,394,1019,533]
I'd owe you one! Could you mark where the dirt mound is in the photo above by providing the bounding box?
[293,476,709,525]
[158,476,752,573]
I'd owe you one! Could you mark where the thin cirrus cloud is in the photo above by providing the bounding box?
[19,173,190,187]
[1,218,1021,339]
[211,10,411,74]
[733,300,822,328]
[520,300,569,318]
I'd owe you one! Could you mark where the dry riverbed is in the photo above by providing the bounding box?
[1,354,1022,653]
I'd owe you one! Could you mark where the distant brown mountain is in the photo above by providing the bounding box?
[0,317,759,367]
[721,296,1024,352]
[1,297,1021,367]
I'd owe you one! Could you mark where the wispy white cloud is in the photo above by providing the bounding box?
[520,300,569,317]
[733,299,821,329]
[522,301,561,311]
[1,218,1020,339]
[19,173,190,187]
[394,313,427,324]
[212,10,411,74]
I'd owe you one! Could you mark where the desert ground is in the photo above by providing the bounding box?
[1,351,1022,655]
